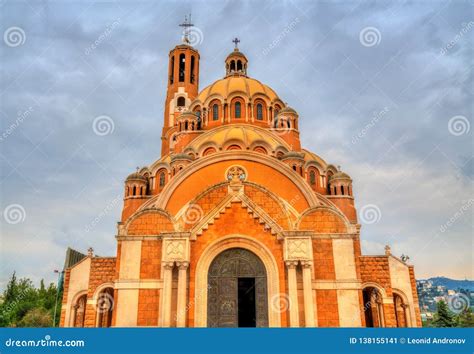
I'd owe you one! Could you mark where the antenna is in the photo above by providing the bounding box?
[179,14,194,44]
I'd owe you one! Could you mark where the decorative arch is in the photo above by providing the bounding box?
[69,290,88,327]
[194,235,281,327]
[152,151,320,211]
[92,283,115,328]
[297,206,350,232]
[392,288,414,327]
[124,208,176,235]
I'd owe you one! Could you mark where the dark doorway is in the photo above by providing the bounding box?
[238,278,256,327]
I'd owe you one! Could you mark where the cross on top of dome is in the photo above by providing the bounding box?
[232,37,240,50]
[179,14,194,45]
[226,37,248,76]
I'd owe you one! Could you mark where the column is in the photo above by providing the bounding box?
[286,260,299,327]
[161,261,174,327]
[301,261,315,327]
[176,261,189,327]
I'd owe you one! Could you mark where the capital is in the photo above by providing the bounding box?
[176,261,189,270]
[163,261,175,270]
[285,260,299,269]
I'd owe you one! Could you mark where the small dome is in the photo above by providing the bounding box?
[278,106,298,115]
[226,49,247,61]
[126,172,147,182]
[178,111,199,120]
[329,171,352,181]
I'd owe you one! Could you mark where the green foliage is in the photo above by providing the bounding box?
[431,300,456,327]
[0,272,62,328]
[456,308,474,328]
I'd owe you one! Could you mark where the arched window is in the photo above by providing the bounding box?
[257,104,263,120]
[96,288,114,328]
[177,97,185,107]
[235,102,241,118]
[310,170,316,185]
[213,104,219,121]
[159,172,165,187]
[170,56,175,84]
[237,60,243,71]
[341,186,344,195]
[363,287,385,327]
[73,294,87,328]
[179,53,185,82]
[394,294,408,327]
[230,60,236,71]
[292,165,297,171]
[132,186,136,196]
[190,56,195,83]
[195,110,202,129]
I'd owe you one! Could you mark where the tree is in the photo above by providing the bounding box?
[456,308,474,328]
[17,308,52,327]
[0,272,60,327]
[432,300,456,327]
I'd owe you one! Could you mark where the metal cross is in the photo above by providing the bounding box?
[179,14,194,44]
[232,37,240,49]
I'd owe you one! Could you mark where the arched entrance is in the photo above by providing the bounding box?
[362,287,385,327]
[207,248,268,327]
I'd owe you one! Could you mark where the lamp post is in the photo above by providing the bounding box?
[53,269,64,327]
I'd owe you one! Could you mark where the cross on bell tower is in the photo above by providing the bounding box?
[179,14,194,44]
[232,37,240,50]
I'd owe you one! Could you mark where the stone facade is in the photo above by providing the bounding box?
[59,35,421,328]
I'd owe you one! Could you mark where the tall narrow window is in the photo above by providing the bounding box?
[213,104,219,121]
[159,172,165,187]
[179,54,185,82]
[310,170,316,185]
[256,104,263,120]
[190,56,195,83]
[237,60,243,71]
[230,60,236,72]
[235,102,241,118]
[170,56,175,84]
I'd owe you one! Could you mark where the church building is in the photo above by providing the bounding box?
[60,26,422,328]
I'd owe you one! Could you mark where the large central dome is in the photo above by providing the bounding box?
[195,76,281,105]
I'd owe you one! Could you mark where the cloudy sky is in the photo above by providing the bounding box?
[0,0,472,289]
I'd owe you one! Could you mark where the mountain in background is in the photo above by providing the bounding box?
[420,277,474,291]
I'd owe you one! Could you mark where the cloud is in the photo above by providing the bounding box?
[0,0,472,288]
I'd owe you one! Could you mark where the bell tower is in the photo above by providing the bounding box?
[161,15,200,156]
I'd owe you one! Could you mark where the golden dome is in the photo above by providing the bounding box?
[186,124,291,154]
[194,76,282,105]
